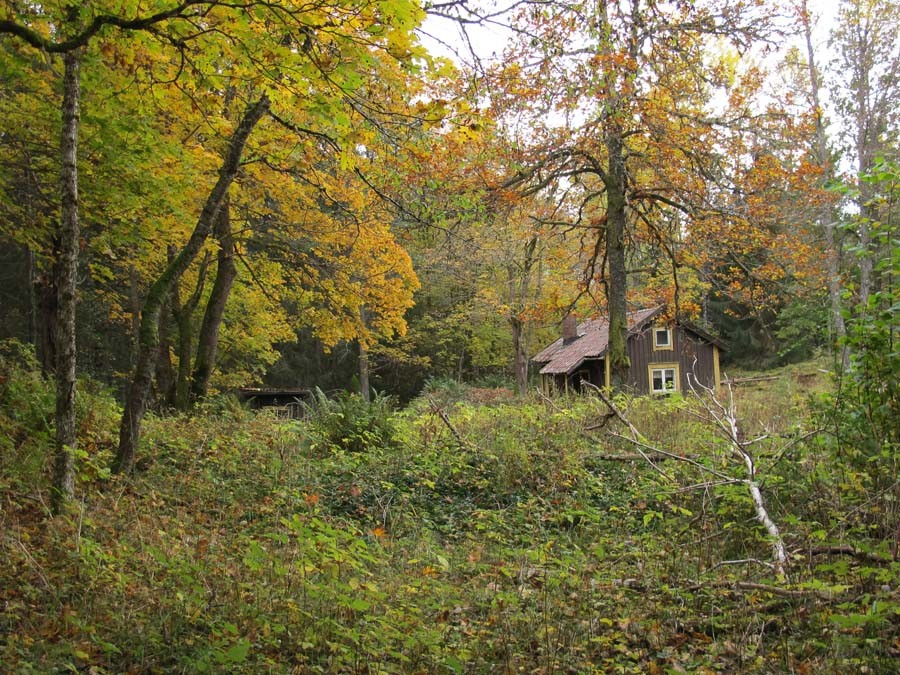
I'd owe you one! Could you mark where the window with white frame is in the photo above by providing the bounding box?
[653,327,672,350]
[650,365,678,394]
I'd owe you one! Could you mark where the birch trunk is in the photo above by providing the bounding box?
[723,398,787,576]
[51,50,80,513]
[799,0,848,369]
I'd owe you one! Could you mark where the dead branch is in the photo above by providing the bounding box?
[607,431,735,482]
[683,579,838,600]
[803,545,893,565]
[688,375,788,577]
[427,396,467,448]
[584,383,674,482]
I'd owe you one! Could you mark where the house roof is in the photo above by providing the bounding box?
[533,307,664,375]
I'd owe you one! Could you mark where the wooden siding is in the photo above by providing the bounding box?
[544,357,606,393]
[626,323,717,393]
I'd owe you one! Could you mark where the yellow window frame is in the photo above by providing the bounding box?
[649,362,679,394]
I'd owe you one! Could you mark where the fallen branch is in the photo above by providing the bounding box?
[683,579,837,600]
[584,383,674,482]
[427,397,467,448]
[720,375,780,385]
[689,375,788,577]
[596,453,673,461]
[607,431,735,482]
[803,545,893,565]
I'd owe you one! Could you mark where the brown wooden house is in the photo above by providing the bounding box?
[532,306,724,395]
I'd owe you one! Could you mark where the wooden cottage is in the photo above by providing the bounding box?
[532,307,724,395]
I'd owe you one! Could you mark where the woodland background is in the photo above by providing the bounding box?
[0,0,898,672]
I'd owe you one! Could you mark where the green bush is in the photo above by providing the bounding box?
[304,388,400,455]
[0,340,55,489]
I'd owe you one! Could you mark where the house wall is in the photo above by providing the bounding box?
[627,323,717,394]
[572,358,605,391]
[543,357,605,394]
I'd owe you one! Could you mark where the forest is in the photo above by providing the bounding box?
[0,0,898,672]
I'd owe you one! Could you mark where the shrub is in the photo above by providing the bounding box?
[304,388,399,455]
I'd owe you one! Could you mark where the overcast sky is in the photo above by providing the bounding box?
[418,2,841,71]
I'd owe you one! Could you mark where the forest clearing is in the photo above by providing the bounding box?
[1,0,898,672]
[2,355,898,673]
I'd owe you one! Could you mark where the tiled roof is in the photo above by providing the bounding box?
[533,307,663,375]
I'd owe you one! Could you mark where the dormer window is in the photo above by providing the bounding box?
[653,327,672,350]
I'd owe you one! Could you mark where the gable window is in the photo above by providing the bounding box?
[650,364,678,394]
[653,327,672,350]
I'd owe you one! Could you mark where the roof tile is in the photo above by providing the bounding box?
[533,307,662,375]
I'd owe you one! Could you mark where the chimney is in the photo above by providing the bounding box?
[562,314,578,344]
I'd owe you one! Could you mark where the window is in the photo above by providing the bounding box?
[653,327,672,350]
[650,365,678,394]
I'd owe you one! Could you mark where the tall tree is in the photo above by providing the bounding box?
[52,49,80,512]
[0,0,220,510]
[832,0,900,307]
[495,0,777,386]
[796,0,848,367]
[190,195,235,402]
[113,94,270,474]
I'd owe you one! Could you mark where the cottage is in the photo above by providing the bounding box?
[532,307,724,395]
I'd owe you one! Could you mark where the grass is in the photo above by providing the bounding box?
[1,354,898,673]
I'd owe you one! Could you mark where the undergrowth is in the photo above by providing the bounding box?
[1,349,898,672]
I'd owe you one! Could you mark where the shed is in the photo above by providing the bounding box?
[234,388,311,418]
[532,307,724,395]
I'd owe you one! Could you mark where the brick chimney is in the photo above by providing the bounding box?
[562,314,578,344]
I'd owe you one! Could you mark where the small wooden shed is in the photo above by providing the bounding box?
[234,388,311,418]
[532,307,724,395]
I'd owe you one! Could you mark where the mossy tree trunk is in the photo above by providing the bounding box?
[605,131,630,389]
[113,95,269,474]
[172,248,210,410]
[190,194,236,403]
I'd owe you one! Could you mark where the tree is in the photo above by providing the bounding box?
[794,0,848,367]
[113,94,270,474]
[832,0,900,307]
[0,0,229,511]
[493,0,779,387]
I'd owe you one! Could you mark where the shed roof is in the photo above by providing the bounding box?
[533,307,663,375]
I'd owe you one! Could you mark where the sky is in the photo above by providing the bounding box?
[417,1,847,146]
[418,1,841,70]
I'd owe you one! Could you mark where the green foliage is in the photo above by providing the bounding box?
[304,388,400,455]
[776,295,830,363]
[814,160,899,540]
[2,356,900,672]
[0,340,54,490]
[0,339,120,492]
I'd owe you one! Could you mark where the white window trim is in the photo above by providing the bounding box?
[649,363,679,394]
[653,327,673,350]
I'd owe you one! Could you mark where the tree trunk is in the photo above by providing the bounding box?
[35,269,58,377]
[510,236,537,397]
[511,316,528,396]
[172,249,210,410]
[596,0,630,389]
[113,95,269,474]
[799,1,847,370]
[359,342,371,402]
[606,132,630,388]
[190,195,236,403]
[358,306,371,402]
[128,264,142,363]
[155,295,175,408]
[51,50,80,513]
